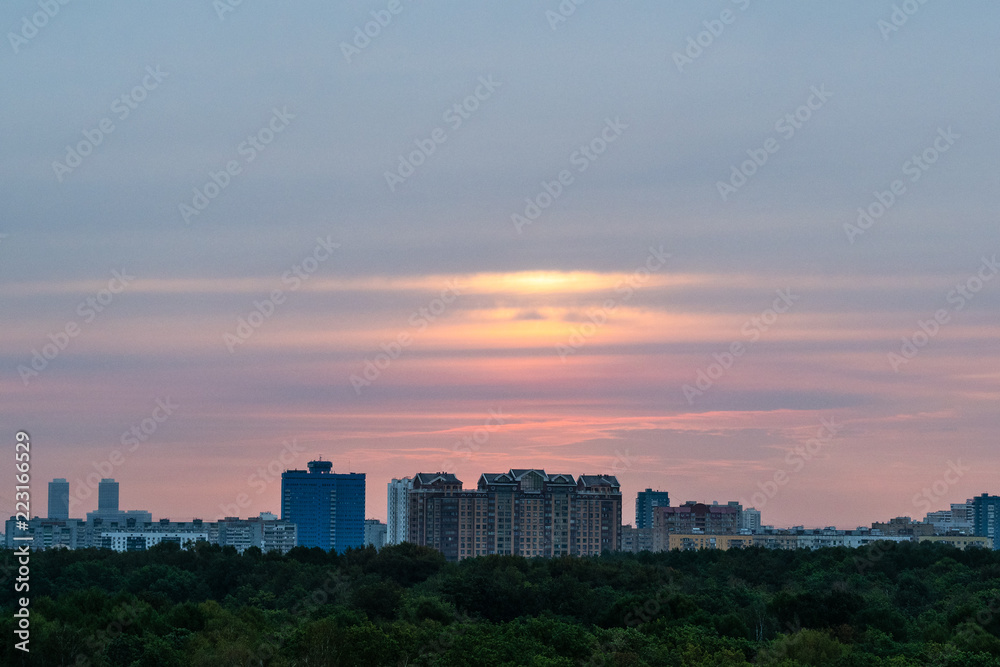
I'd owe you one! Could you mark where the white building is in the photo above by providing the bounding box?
[100,531,207,552]
[925,510,952,530]
[924,500,975,534]
[740,508,762,534]
[213,514,298,554]
[7,511,296,553]
[261,517,298,554]
[387,477,413,544]
[801,531,909,550]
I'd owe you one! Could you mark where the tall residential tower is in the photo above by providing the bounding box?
[387,477,413,545]
[973,494,1000,549]
[98,478,119,513]
[635,488,670,529]
[47,478,70,520]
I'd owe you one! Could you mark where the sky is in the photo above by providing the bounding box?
[1,1,998,530]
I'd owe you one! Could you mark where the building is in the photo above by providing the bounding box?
[407,469,622,562]
[4,515,168,550]
[98,518,207,552]
[668,534,755,551]
[101,515,296,553]
[213,517,257,552]
[925,510,952,531]
[740,507,762,533]
[489,470,622,558]
[794,528,906,550]
[871,516,936,537]
[635,488,670,530]
[86,510,153,525]
[281,460,365,552]
[972,494,1000,549]
[10,475,151,550]
[5,514,295,553]
[261,515,298,554]
[572,474,623,555]
[917,535,990,551]
[927,501,975,534]
[652,501,741,551]
[364,519,387,551]
[98,478,119,513]
[99,530,208,552]
[620,525,654,553]
[81,478,153,525]
[657,528,919,552]
[212,514,298,554]
[4,517,89,550]
[387,477,413,545]
[407,472,467,561]
[951,501,975,532]
[48,478,70,520]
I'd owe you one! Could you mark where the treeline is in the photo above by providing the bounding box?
[2,541,1000,666]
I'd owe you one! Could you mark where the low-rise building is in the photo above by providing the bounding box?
[364,519,387,551]
[212,516,297,554]
[7,513,296,553]
[659,528,914,552]
[98,531,208,552]
[871,516,935,537]
[917,535,989,550]
[669,534,755,551]
[261,516,298,554]
[86,510,153,525]
[3,517,89,550]
[652,501,741,551]
[620,525,654,553]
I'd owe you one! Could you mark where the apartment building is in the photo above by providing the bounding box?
[407,469,622,562]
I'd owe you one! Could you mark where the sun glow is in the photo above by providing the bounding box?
[477,271,609,293]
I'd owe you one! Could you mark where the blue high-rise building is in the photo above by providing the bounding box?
[98,478,119,512]
[281,460,365,552]
[635,488,670,529]
[48,478,70,520]
[972,493,1000,550]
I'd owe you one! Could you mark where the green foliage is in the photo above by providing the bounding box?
[1,541,999,665]
[760,629,846,665]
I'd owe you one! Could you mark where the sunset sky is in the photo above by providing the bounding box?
[2,2,998,530]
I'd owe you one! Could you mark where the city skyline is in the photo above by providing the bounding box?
[13,468,996,560]
[26,467,995,535]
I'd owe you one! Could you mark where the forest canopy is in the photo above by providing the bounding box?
[2,541,1000,666]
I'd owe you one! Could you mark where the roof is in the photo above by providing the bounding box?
[478,469,580,487]
[479,472,515,484]
[547,474,576,484]
[578,474,620,488]
[413,472,462,487]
